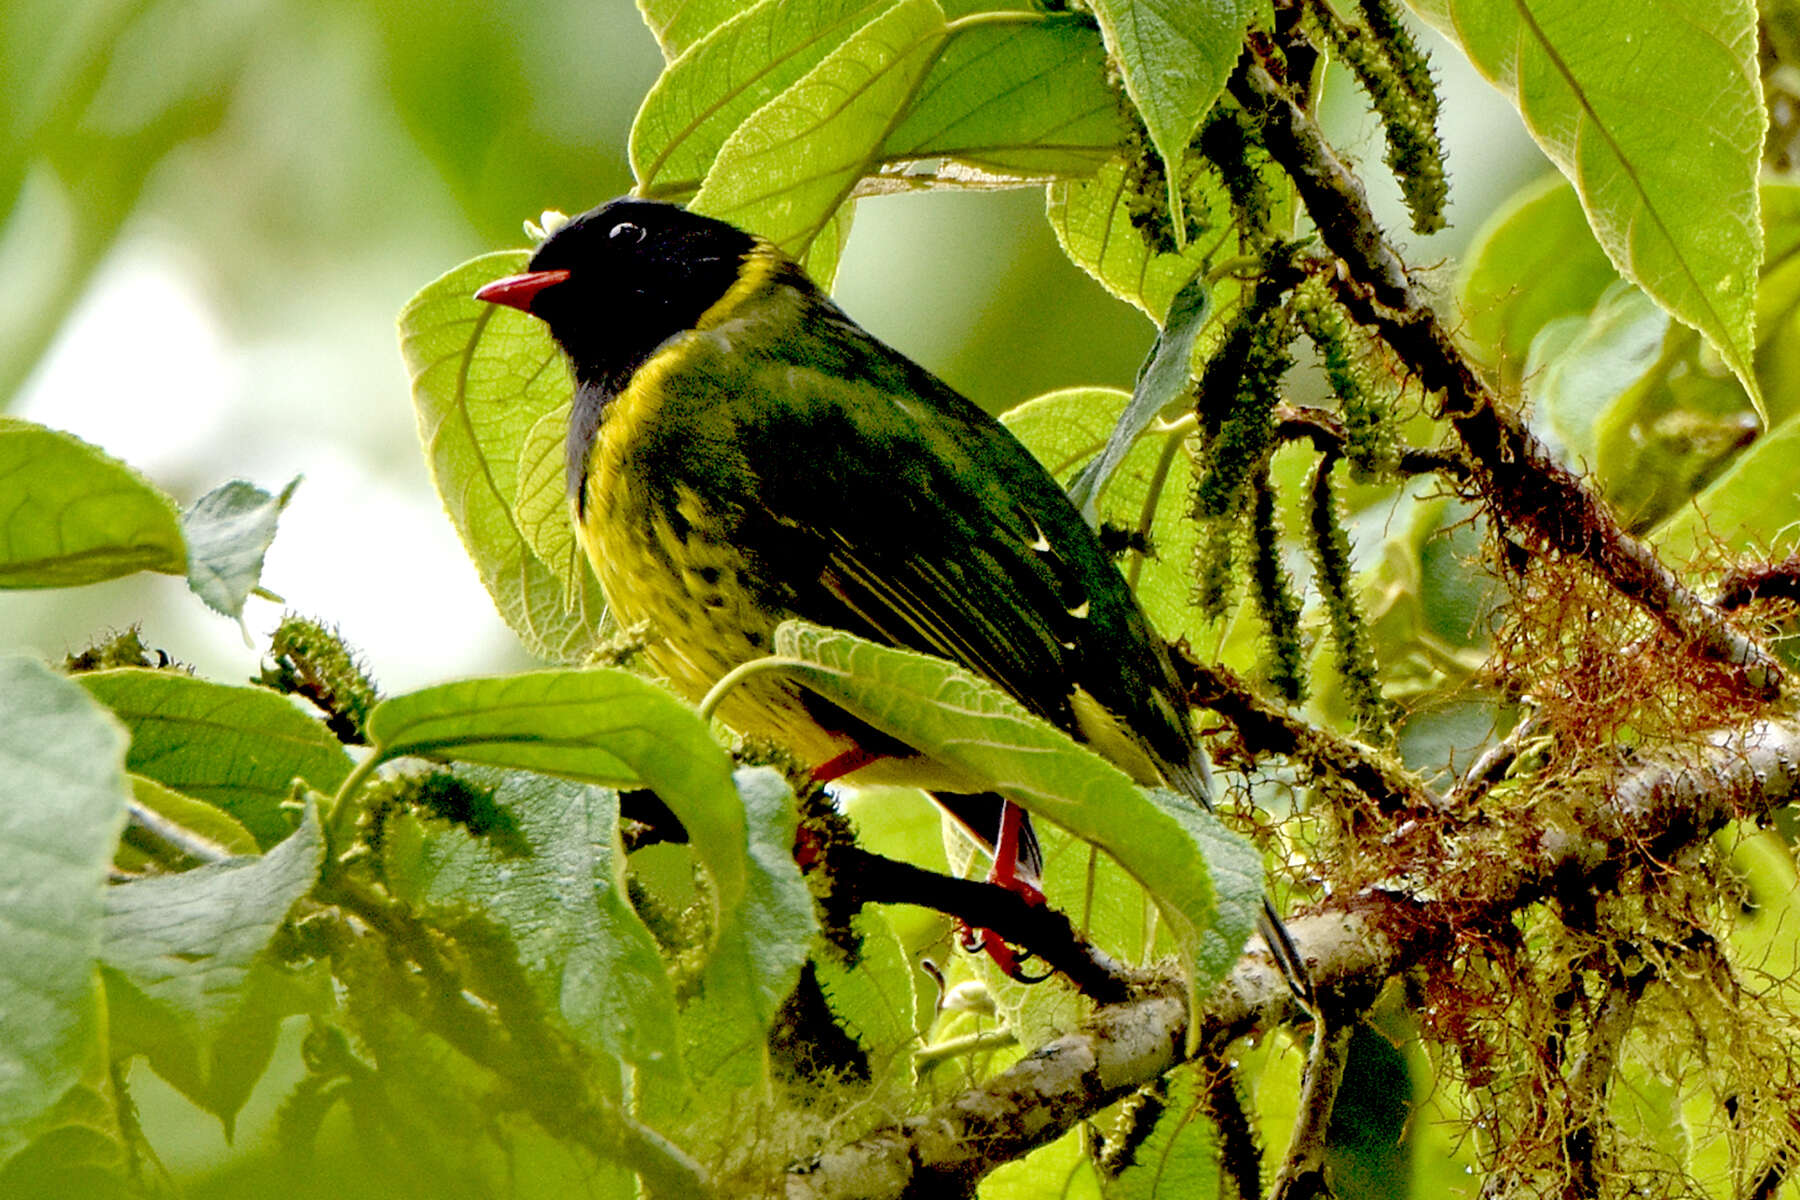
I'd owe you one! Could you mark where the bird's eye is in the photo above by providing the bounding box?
[609,221,646,244]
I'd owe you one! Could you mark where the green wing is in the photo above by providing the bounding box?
[632,303,1197,778]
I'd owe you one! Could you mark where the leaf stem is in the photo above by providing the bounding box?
[324,750,385,862]
[697,655,808,723]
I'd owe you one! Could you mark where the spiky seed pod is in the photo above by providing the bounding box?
[259,614,380,745]
[1307,0,1448,234]
[1307,456,1391,740]
[1249,472,1308,702]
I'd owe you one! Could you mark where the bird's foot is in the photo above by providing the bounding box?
[957,923,1052,983]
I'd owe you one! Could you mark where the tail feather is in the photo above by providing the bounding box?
[932,790,1042,882]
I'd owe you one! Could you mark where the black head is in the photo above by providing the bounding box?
[476,198,758,387]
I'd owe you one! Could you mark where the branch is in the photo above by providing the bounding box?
[834,844,1138,1002]
[1174,649,1438,813]
[782,720,1800,1196]
[1230,58,1781,697]
[1270,1020,1353,1200]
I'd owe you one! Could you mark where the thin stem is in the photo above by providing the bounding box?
[697,655,808,723]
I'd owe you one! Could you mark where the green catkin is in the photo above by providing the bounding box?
[259,614,380,745]
[1358,0,1437,104]
[1192,300,1293,519]
[1249,473,1307,702]
[1308,0,1447,234]
[1194,515,1238,622]
[1294,284,1399,479]
[1307,457,1391,740]
[1196,101,1276,248]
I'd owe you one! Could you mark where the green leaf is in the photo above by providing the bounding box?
[1523,281,1668,469]
[690,0,949,256]
[1002,387,1203,648]
[672,767,817,1101]
[1067,272,1207,521]
[769,622,1262,1037]
[1104,1069,1218,1199]
[813,909,919,1075]
[1047,157,1211,322]
[366,670,747,928]
[1458,174,1621,386]
[699,768,817,1029]
[100,805,323,1128]
[1087,0,1253,231]
[0,657,129,1169]
[77,670,353,850]
[1414,0,1766,420]
[637,0,755,60]
[102,804,321,1027]
[881,14,1124,179]
[0,418,185,589]
[0,1076,131,1200]
[181,477,298,620]
[399,252,607,664]
[802,199,857,291]
[116,774,259,873]
[631,0,893,194]
[982,1125,1100,1199]
[1649,413,1800,564]
[381,770,680,1084]
[513,402,591,609]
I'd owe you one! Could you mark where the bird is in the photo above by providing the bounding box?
[474,198,1305,992]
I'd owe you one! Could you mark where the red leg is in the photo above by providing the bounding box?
[988,801,1044,907]
[812,745,883,784]
[959,801,1048,981]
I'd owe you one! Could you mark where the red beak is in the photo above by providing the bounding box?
[474,269,571,312]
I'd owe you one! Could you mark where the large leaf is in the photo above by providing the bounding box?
[1458,173,1620,386]
[631,0,892,195]
[101,805,321,1030]
[399,252,606,664]
[1413,0,1766,419]
[1046,157,1212,322]
[0,418,185,589]
[671,767,819,1101]
[880,13,1124,179]
[77,670,353,850]
[637,0,756,60]
[1087,0,1254,229]
[769,622,1263,1032]
[365,670,747,931]
[100,806,324,1129]
[690,0,949,256]
[382,770,681,1087]
[1649,413,1800,563]
[0,658,129,1169]
[1067,272,1207,522]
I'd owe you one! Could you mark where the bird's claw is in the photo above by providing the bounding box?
[957,923,1051,983]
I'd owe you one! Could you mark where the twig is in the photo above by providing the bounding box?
[1270,1020,1353,1200]
[1561,961,1653,1195]
[1275,403,1471,482]
[1230,58,1781,697]
[1173,650,1438,813]
[1716,553,1800,611]
[835,844,1138,1002]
